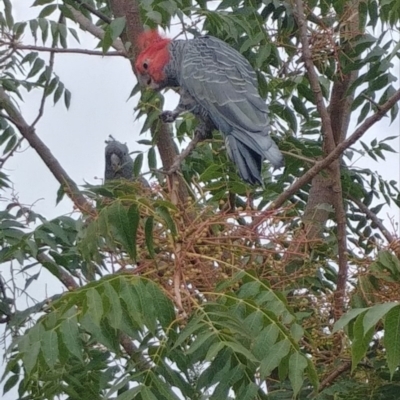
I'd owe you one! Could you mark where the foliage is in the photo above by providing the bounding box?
[0,0,400,399]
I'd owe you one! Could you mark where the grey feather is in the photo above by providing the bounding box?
[104,140,150,187]
[165,36,284,184]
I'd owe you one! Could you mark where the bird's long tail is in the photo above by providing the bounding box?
[225,130,284,185]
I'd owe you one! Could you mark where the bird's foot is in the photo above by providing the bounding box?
[160,110,178,123]
[194,126,213,142]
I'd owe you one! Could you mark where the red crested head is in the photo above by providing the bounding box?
[135,30,171,87]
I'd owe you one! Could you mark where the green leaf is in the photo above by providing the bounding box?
[3,0,14,28]
[133,153,143,177]
[148,147,157,170]
[3,374,19,395]
[32,0,54,5]
[115,387,141,400]
[102,25,114,53]
[288,352,308,396]
[384,305,400,377]
[260,339,291,378]
[363,302,399,333]
[107,201,138,262]
[156,206,177,236]
[53,81,64,104]
[333,307,368,332]
[351,313,374,370]
[68,27,80,43]
[27,57,45,79]
[146,281,175,329]
[41,330,59,368]
[147,10,162,24]
[60,311,82,361]
[291,95,309,119]
[104,282,123,329]
[64,88,71,109]
[86,288,103,324]
[38,17,49,44]
[357,102,370,125]
[39,4,57,18]
[23,340,40,375]
[145,216,155,258]
[110,17,126,40]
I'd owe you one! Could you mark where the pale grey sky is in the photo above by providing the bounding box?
[1,3,399,399]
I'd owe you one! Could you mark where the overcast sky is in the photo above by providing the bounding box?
[1,3,399,398]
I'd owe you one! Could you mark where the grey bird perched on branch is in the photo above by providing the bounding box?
[104,137,149,187]
[135,30,284,185]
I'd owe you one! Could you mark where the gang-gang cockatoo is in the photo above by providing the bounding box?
[135,30,284,185]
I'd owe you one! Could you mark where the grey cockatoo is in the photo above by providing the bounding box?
[135,30,284,185]
[104,138,149,187]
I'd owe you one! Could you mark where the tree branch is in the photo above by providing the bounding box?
[71,0,112,24]
[319,361,351,392]
[0,87,94,214]
[9,44,125,57]
[253,88,400,221]
[37,252,79,290]
[167,132,203,174]
[293,0,348,319]
[293,0,334,151]
[0,137,25,168]
[349,195,395,244]
[65,5,125,52]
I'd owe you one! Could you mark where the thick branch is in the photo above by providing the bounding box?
[253,88,400,223]
[0,87,94,214]
[37,252,79,290]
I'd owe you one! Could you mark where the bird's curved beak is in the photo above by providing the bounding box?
[110,153,121,171]
[138,73,161,91]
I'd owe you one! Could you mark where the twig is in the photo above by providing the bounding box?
[8,44,125,57]
[72,0,112,24]
[0,137,25,168]
[167,132,203,174]
[349,195,395,244]
[281,150,317,164]
[0,87,94,214]
[318,361,351,392]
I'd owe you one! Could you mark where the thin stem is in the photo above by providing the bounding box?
[8,44,125,57]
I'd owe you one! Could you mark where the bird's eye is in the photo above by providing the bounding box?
[143,62,148,70]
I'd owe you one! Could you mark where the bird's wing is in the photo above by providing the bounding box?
[180,36,269,134]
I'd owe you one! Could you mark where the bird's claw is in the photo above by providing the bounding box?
[194,128,212,142]
[160,111,177,123]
